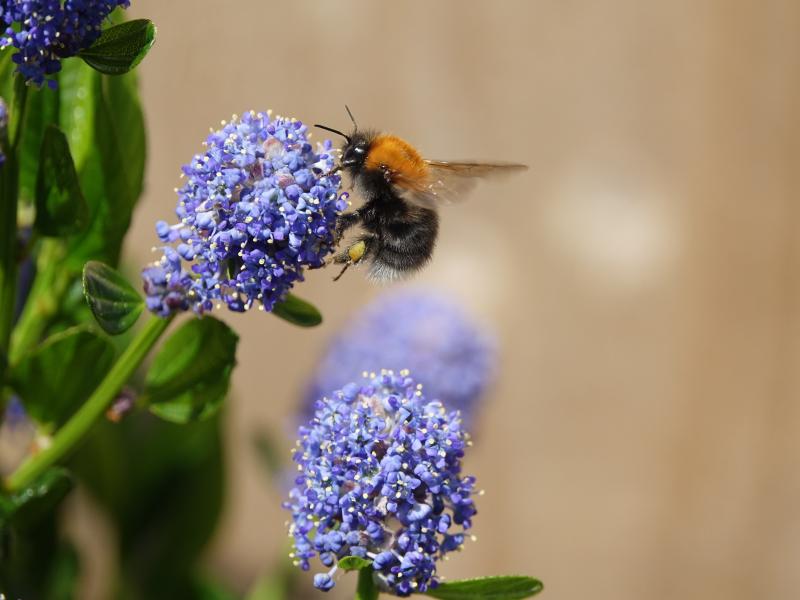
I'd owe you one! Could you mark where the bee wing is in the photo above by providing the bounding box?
[425,160,529,176]
[398,160,528,208]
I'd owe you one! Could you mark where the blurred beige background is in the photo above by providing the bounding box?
[118,1,800,598]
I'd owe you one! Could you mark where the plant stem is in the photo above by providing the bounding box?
[9,240,73,364]
[355,568,379,600]
[0,81,26,382]
[0,144,18,373]
[4,313,174,491]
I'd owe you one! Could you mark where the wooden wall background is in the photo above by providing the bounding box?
[94,1,800,598]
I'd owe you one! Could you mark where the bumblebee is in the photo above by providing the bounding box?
[316,108,527,281]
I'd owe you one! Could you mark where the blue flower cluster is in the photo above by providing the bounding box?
[142,110,345,317]
[0,0,130,87]
[285,371,477,596]
[304,290,495,426]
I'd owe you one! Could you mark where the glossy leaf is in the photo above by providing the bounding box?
[78,19,156,75]
[35,125,88,236]
[17,82,59,204]
[58,59,98,172]
[425,576,544,599]
[356,568,379,600]
[0,467,73,530]
[82,261,143,334]
[145,317,238,423]
[13,66,147,359]
[8,66,146,361]
[272,293,322,327]
[67,71,146,267]
[10,326,115,427]
[338,556,373,572]
[0,47,14,101]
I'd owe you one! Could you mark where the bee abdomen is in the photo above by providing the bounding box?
[368,211,439,282]
[369,245,433,282]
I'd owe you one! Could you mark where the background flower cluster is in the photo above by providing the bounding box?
[304,289,496,426]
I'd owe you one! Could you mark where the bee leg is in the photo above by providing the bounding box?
[331,235,375,282]
[332,262,351,282]
[334,210,362,245]
[332,237,372,264]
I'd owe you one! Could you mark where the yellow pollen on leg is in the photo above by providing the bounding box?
[348,240,366,263]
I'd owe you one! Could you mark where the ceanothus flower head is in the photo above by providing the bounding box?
[285,371,477,596]
[0,0,131,87]
[304,290,495,425]
[141,110,346,317]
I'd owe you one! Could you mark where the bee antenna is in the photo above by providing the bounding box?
[314,124,351,144]
[345,105,358,132]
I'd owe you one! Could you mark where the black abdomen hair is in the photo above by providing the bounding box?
[355,172,439,281]
[367,207,438,281]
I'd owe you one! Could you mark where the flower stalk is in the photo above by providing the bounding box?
[4,313,174,491]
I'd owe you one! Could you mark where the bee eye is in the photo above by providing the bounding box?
[354,146,365,154]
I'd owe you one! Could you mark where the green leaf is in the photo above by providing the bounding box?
[58,59,98,172]
[81,261,143,335]
[17,82,59,204]
[41,542,81,600]
[8,65,146,360]
[66,71,146,267]
[103,71,146,202]
[356,568,379,600]
[145,317,238,423]
[0,48,15,101]
[272,293,323,327]
[35,125,88,236]
[78,19,156,75]
[424,576,544,600]
[10,326,115,427]
[338,556,373,572]
[0,467,73,530]
[10,63,147,362]
[0,479,81,597]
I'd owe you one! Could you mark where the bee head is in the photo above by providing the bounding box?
[315,105,367,174]
[340,132,370,171]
